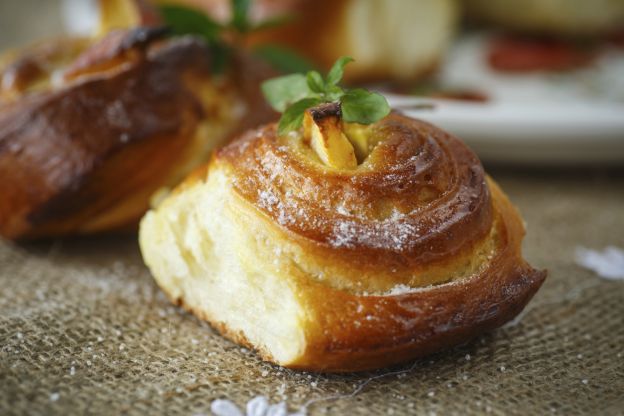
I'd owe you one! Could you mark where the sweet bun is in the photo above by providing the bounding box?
[139,107,546,372]
[162,0,459,83]
[464,0,624,36]
[0,26,272,240]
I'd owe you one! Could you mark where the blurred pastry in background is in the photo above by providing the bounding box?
[156,0,460,83]
[0,0,274,240]
[463,0,624,37]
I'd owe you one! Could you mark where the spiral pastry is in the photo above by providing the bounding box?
[0,26,273,240]
[139,107,546,372]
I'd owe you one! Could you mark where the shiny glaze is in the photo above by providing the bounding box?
[220,113,493,269]
[175,114,547,371]
[0,31,218,239]
[154,110,546,371]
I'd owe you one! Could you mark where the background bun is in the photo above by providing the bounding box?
[0,27,271,240]
[158,0,459,83]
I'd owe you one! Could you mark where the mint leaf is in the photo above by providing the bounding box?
[253,45,315,74]
[159,5,230,73]
[278,97,322,135]
[262,56,390,135]
[341,89,390,124]
[306,71,325,93]
[159,5,222,41]
[161,3,299,75]
[324,84,345,102]
[261,74,310,112]
[209,42,231,74]
[326,56,354,86]
[252,14,295,31]
[231,0,251,32]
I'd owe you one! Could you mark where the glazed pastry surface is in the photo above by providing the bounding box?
[0,28,272,240]
[139,112,546,372]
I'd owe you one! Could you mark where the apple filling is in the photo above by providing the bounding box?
[302,103,383,169]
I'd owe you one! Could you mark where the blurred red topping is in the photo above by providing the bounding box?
[488,35,597,72]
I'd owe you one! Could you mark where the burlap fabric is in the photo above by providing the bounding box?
[1,169,623,415]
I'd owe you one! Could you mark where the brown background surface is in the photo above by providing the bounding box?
[1,168,623,415]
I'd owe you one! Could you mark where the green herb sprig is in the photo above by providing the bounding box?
[159,1,313,73]
[261,57,391,135]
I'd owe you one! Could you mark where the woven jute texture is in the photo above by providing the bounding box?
[1,169,623,416]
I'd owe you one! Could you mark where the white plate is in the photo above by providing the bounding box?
[385,34,624,165]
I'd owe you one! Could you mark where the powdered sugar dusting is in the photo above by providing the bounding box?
[258,190,279,211]
[385,284,419,296]
[257,189,300,227]
[575,246,624,280]
[329,219,421,251]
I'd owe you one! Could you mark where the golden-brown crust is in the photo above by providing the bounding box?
[0,28,276,240]
[218,114,494,287]
[288,180,545,371]
[0,32,211,239]
[160,113,545,372]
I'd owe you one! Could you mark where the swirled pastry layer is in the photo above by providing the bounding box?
[139,112,545,372]
[219,114,495,292]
